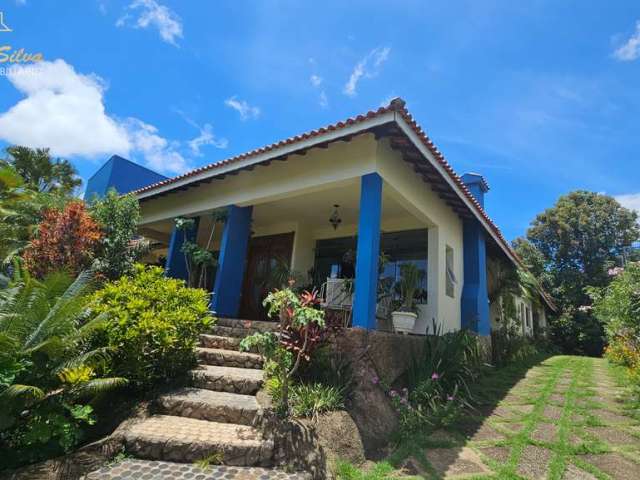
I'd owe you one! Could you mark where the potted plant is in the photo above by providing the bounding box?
[392,263,426,334]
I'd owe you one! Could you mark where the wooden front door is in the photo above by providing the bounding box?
[239,232,295,321]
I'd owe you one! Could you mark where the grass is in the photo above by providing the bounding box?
[333,355,640,479]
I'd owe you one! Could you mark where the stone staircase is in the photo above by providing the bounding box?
[86,318,309,480]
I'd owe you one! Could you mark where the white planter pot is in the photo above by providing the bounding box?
[392,311,418,334]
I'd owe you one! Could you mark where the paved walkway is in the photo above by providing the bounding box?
[397,356,640,480]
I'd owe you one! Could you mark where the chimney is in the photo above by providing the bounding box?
[461,173,489,208]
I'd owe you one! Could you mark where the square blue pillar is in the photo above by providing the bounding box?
[211,205,253,317]
[461,219,490,335]
[353,173,382,329]
[165,217,200,281]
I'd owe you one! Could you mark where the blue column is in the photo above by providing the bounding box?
[353,173,382,329]
[165,217,200,281]
[461,219,490,335]
[211,205,253,317]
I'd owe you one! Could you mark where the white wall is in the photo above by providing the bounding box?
[375,138,464,334]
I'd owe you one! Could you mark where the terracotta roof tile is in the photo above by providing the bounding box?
[133,98,555,310]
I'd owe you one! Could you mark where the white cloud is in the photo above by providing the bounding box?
[0,59,195,175]
[224,96,261,120]
[188,123,228,156]
[615,193,640,214]
[343,46,391,97]
[319,91,328,109]
[0,60,130,157]
[613,21,640,61]
[310,74,323,87]
[116,0,182,46]
[124,118,188,173]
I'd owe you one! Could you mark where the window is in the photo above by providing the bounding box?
[313,230,428,297]
[526,306,531,327]
[445,245,455,298]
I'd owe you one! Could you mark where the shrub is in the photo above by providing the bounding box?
[90,264,212,388]
[591,263,640,386]
[290,383,345,419]
[382,328,483,436]
[240,288,327,416]
[90,189,145,280]
[23,201,102,279]
[0,269,126,468]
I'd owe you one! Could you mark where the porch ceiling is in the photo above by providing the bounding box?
[251,180,418,231]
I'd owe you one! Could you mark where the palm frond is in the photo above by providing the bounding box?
[0,384,45,402]
[75,377,128,397]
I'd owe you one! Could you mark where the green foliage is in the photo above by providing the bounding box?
[90,189,145,280]
[90,264,212,388]
[383,328,483,436]
[289,383,345,419]
[396,263,426,312]
[0,269,126,468]
[491,320,556,366]
[1,146,81,195]
[0,164,69,266]
[175,210,227,288]
[521,191,639,355]
[240,288,326,416]
[334,460,396,480]
[591,263,640,386]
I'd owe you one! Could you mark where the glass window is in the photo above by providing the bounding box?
[314,229,428,299]
[445,245,455,298]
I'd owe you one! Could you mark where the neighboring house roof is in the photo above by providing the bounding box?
[85,155,166,200]
[132,98,555,311]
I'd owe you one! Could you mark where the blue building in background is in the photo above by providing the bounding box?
[84,155,166,200]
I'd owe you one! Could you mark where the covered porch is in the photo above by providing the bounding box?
[140,173,460,335]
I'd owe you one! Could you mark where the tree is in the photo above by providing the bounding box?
[90,189,145,280]
[1,146,81,195]
[0,165,71,269]
[526,191,638,309]
[23,201,102,279]
[522,191,639,355]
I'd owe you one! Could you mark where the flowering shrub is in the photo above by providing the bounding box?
[590,262,640,388]
[23,201,102,278]
[373,329,482,436]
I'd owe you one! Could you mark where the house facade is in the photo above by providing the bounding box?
[87,98,554,338]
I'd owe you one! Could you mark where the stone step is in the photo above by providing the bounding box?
[121,415,273,466]
[197,347,263,369]
[190,365,264,395]
[86,459,311,479]
[156,387,260,426]
[199,333,244,351]
[217,318,279,332]
[210,324,278,339]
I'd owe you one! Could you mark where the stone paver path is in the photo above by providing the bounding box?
[86,459,309,480]
[399,356,640,479]
[84,318,310,479]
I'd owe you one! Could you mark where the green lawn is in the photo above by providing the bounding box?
[336,356,640,480]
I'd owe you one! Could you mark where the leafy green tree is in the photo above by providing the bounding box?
[523,191,639,355]
[1,146,81,195]
[0,269,126,467]
[90,189,145,280]
[0,164,70,268]
[527,191,638,308]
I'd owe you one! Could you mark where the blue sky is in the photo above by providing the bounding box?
[0,0,639,240]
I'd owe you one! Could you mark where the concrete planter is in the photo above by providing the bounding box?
[391,311,417,334]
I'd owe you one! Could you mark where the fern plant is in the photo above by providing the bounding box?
[0,268,127,467]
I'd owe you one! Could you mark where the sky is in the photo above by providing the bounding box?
[0,0,639,241]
